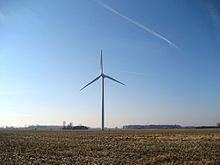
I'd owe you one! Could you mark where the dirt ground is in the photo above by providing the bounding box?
[0,129,220,164]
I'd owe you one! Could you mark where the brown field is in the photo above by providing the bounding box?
[0,129,220,164]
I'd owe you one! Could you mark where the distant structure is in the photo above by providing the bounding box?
[80,50,125,131]
[123,125,182,129]
[217,122,220,128]
[62,122,88,130]
[27,125,62,130]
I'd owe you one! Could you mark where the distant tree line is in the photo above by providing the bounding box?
[62,121,88,130]
[123,123,220,130]
[123,125,182,129]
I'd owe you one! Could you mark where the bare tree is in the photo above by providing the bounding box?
[63,121,66,129]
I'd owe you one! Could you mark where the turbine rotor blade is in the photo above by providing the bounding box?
[104,75,126,86]
[100,50,103,74]
[80,75,101,91]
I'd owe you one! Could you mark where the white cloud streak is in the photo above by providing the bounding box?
[95,0,179,49]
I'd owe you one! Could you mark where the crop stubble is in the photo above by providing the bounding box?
[0,129,220,164]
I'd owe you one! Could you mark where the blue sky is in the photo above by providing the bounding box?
[0,0,219,127]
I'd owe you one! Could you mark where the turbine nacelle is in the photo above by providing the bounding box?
[80,51,125,91]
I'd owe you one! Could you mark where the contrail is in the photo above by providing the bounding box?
[95,0,179,49]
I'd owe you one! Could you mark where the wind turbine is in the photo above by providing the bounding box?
[80,50,125,131]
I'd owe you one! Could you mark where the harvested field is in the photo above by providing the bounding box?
[0,129,220,164]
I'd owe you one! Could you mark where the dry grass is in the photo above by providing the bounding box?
[0,129,220,164]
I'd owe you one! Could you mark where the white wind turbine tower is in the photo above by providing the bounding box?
[80,50,125,131]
